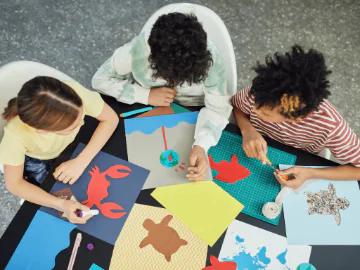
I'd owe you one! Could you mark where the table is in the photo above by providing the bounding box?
[0,95,359,269]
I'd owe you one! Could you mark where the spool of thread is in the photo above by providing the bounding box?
[262,202,281,219]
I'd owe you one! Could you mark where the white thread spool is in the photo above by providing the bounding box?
[262,202,281,219]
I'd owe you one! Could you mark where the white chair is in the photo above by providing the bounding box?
[141,3,237,96]
[0,60,76,175]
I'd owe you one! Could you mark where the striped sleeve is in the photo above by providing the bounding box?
[325,118,360,167]
[231,85,253,115]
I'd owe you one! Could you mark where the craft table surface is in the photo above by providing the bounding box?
[0,95,359,269]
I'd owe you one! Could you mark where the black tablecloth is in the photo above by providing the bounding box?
[0,95,359,270]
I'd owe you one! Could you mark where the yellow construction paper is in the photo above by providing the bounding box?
[151,181,244,247]
[110,204,207,270]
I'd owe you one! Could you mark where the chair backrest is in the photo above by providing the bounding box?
[141,3,237,95]
[0,61,76,140]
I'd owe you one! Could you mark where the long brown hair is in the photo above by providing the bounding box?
[2,76,83,131]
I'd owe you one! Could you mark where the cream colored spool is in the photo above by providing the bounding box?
[262,202,281,219]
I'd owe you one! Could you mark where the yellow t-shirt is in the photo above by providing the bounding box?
[0,81,104,166]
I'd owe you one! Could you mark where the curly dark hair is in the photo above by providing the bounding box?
[250,45,332,119]
[148,12,213,86]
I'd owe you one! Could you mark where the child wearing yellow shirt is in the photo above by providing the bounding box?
[0,76,119,224]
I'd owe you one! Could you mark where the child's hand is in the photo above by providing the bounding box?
[148,87,176,106]
[242,128,268,164]
[187,145,208,181]
[274,166,312,189]
[53,157,88,185]
[61,200,93,224]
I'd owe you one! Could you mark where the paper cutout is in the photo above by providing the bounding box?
[40,143,149,245]
[161,126,169,150]
[208,155,250,183]
[51,188,78,220]
[170,103,190,114]
[82,165,131,219]
[89,264,104,270]
[305,183,349,225]
[109,204,207,269]
[140,215,188,262]
[280,165,360,245]
[219,220,312,269]
[151,181,243,246]
[5,211,76,270]
[125,111,197,135]
[202,255,237,270]
[136,103,189,118]
[159,126,185,170]
[136,106,174,118]
[160,150,180,168]
[125,112,212,189]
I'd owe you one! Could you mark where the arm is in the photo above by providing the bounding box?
[275,165,360,189]
[76,103,119,165]
[4,164,92,224]
[91,42,150,105]
[54,103,119,184]
[232,90,268,164]
[92,41,175,106]
[233,107,256,135]
[309,165,360,180]
[188,47,231,181]
[275,119,360,188]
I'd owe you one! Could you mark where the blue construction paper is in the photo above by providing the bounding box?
[6,211,76,270]
[40,143,150,245]
[124,111,198,135]
[281,165,360,245]
[89,263,104,270]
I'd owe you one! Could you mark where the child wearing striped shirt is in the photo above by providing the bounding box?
[232,45,360,189]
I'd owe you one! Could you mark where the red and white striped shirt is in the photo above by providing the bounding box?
[232,86,360,167]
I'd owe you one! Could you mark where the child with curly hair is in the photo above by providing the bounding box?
[92,11,232,182]
[232,45,360,188]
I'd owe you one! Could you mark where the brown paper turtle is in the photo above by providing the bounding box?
[139,215,188,262]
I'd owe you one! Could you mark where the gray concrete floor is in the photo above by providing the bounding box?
[0,0,359,237]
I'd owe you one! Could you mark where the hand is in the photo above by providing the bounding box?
[242,128,267,164]
[274,166,312,189]
[148,87,176,106]
[53,157,88,185]
[187,145,208,181]
[60,200,93,224]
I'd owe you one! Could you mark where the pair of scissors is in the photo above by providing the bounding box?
[265,157,295,180]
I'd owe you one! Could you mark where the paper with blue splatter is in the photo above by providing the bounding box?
[219,220,311,270]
